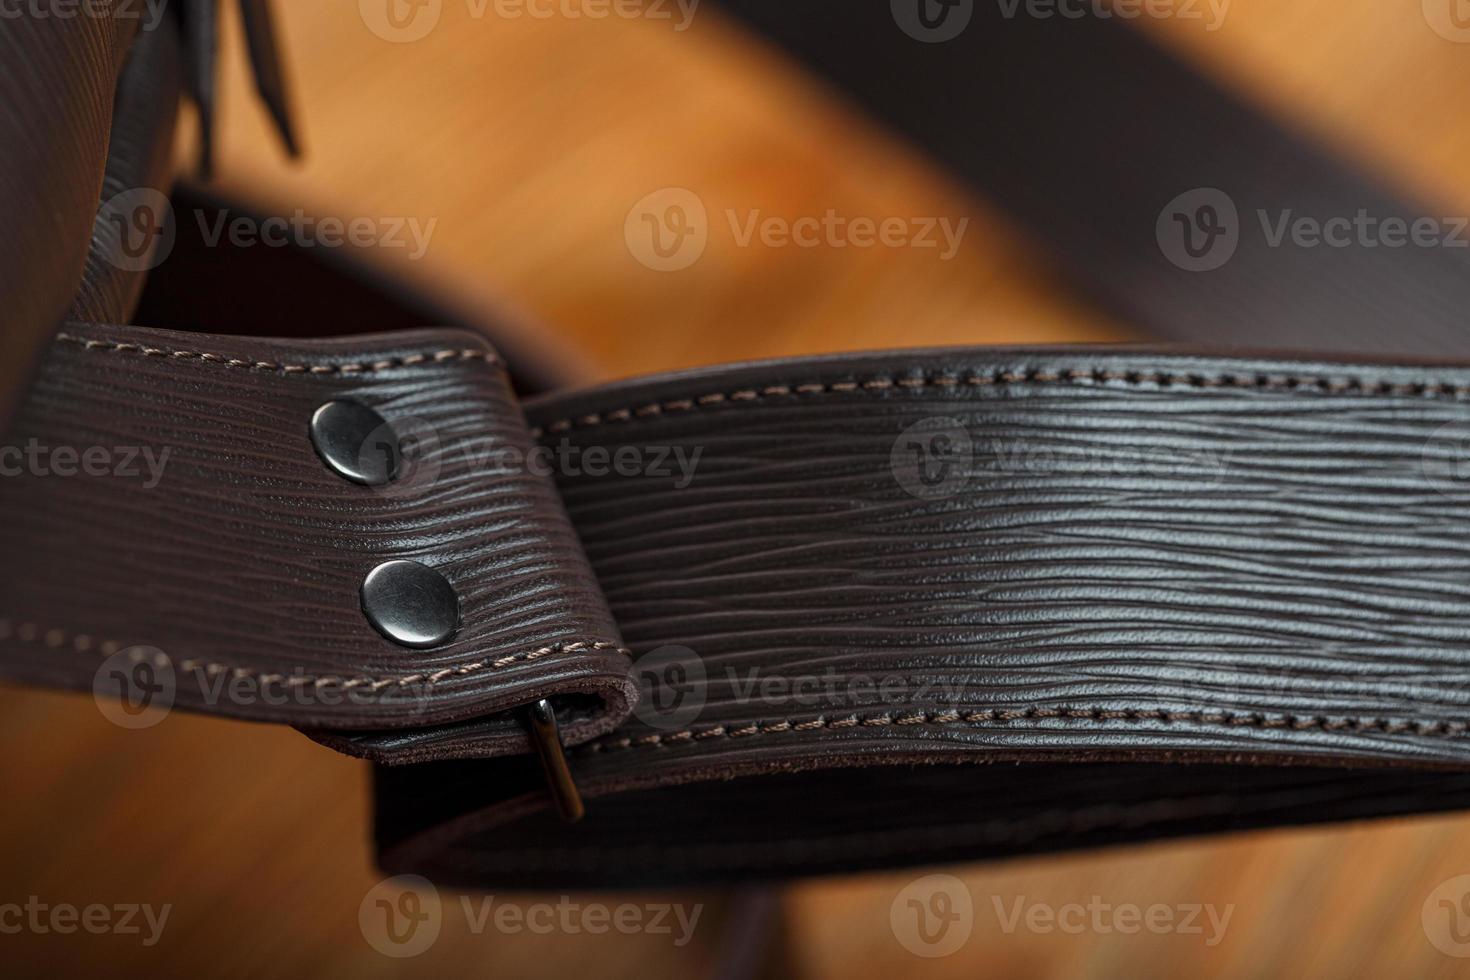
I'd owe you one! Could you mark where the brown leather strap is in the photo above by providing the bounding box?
[10,0,1470,893]
[1,323,633,761]
[10,324,1470,882]
[365,344,1470,885]
[0,1,299,432]
[0,10,145,430]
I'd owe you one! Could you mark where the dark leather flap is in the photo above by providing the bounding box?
[0,323,635,762]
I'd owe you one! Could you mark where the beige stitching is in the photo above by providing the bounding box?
[581,705,1470,755]
[0,618,630,692]
[56,333,501,376]
[529,365,1470,751]
[528,367,1470,437]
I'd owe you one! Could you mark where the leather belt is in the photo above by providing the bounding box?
[9,323,1470,886]
[9,0,1470,893]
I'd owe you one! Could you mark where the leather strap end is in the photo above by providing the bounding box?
[0,323,637,762]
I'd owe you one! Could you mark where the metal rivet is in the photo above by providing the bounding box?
[310,400,400,486]
[361,560,460,649]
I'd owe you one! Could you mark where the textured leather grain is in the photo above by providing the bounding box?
[11,330,1470,881]
[0,323,634,762]
[0,9,146,428]
[11,0,1470,891]
[374,346,1470,885]
[69,15,184,325]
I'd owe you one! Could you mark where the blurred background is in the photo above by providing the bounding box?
[7,0,1470,976]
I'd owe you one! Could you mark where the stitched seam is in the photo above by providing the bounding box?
[581,706,1470,754]
[529,368,1470,437]
[0,619,629,691]
[56,333,501,375]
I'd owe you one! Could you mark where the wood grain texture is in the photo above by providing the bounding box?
[7,1,1470,977]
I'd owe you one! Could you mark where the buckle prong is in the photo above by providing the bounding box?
[528,698,585,824]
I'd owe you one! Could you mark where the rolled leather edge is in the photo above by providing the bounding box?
[376,345,1470,885]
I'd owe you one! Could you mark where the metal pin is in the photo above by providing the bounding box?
[528,698,585,823]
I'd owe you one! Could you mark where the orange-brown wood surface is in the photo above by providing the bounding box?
[7,2,1470,977]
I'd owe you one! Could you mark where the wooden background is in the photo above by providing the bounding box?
[7,1,1470,976]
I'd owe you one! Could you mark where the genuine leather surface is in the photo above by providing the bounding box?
[0,10,146,428]
[13,331,1470,880]
[0,323,634,761]
[375,346,1470,885]
[69,15,184,325]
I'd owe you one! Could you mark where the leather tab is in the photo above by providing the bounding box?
[0,323,634,762]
